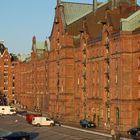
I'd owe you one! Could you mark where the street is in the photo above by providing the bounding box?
[0,115,112,140]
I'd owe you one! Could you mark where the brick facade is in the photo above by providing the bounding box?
[0,43,17,104]
[14,0,140,131]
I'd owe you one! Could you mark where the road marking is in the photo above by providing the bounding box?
[61,125,112,138]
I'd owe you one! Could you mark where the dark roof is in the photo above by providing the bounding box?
[60,1,96,25]
[0,43,6,54]
[66,2,111,38]
[63,1,139,39]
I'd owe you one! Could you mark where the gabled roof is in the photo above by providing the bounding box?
[121,10,140,31]
[61,2,93,25]
[36,41,45,50]
[62,1,139,39]
[66,1,110,38]
[36,39,50,51]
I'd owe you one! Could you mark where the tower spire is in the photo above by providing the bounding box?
[32,36,36,53]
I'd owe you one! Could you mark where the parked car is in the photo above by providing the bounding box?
[127,127,140,136]
[0,106,17,115]
[0,131,30,140]
[26,113,42,124]
[51,116,61,126]
[52,118,61,126]
[80,119,96,128]
[32,116,54,127]
[17,110,28,116]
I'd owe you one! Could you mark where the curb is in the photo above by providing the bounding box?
[62,125,112,138]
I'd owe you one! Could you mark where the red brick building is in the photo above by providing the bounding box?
[15,0,140,131]
[0,41,17,104]
[14,36,50,112]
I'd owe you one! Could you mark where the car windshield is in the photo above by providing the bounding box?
[131,128,138,131]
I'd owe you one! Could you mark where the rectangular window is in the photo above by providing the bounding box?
[61,85,63,92]
[138,75,140,83]
[77,78,80,85]
[138,58,140,68]
[115,60,118,70]
[138,90,140,98]
[115,75,118,84]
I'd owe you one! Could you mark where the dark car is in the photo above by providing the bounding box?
[16,110,28,116]
[127,127,140,136]
[80,119,96,128]
[52,117,61,126]
[0,131,30,140]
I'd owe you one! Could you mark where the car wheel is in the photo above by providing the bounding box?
[88,124,91,127]
[21,137,27,140]
[50,123,53,126]
[37,123,41,127]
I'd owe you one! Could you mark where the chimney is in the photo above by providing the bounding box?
[112,0,115,8]
[32,36,36,53]
[107,0,114,8]
[57,0,61,5]
[93,0,97,11]
[109,0,118,9]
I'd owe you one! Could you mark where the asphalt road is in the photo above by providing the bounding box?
[0,115,112,140]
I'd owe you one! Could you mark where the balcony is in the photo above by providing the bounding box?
[82,71,86,79]
[82,48,86,54]
[105,100,111,108]
[104,56,109,64]
[104,84,110,92]
[82,59,86,66]
[82,86,86,92]
[83,75,86,80]
[56,61,60,65]
[105,44,109,49]
[104,71,109,79]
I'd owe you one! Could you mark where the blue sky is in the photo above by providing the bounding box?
[0,0,140,54]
